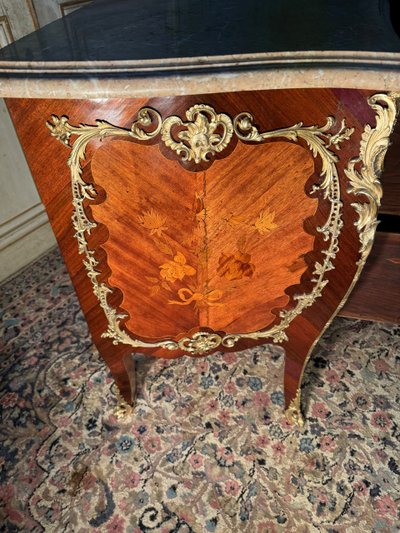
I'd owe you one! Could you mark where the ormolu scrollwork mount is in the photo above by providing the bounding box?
[45,95,398,427]
[1,0,399,427]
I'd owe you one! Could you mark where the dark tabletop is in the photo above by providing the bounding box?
[0,0,399,64]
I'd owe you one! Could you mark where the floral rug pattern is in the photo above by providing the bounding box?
[0,248,399,532]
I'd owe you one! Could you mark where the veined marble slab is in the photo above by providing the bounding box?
[0,0,399,98]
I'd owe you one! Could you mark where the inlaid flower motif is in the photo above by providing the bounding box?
[159,252,196,282]
[138,208,168,237]
[253,209,277,234]
[224,213,247,228]
[217,251,255,281]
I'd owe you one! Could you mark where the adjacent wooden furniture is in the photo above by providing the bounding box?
[340,231,400,323]
[338,118,400,325]
[1,0,399,426]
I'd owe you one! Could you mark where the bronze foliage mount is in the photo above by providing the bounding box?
[47,94,399,425]
[47,94,398,353]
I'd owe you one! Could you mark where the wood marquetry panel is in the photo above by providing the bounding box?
[6,88,397,424]
[90,139,317,340]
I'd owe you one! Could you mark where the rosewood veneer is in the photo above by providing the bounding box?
[1,0,399,426]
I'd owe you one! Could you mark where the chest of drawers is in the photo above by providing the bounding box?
[1,0,399,426]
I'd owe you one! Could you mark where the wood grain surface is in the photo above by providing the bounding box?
[6,88,384,414]
[90,139,316,339]
[380,121,400,216]
[340,231,400,323]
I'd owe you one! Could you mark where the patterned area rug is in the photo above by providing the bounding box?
[1,248,399,533]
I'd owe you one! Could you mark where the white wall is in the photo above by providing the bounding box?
[31,0,92,26]
[0,0,92,283]
[0,99,56,282]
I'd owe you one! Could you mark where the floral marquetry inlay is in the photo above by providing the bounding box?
[159,252,196,284]
[254,210,278,235]
[46,94,398,356]
[89,140,317,340]
[137,209,168,237]
[217,252,255,281]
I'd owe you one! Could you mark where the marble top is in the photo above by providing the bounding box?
[0,0,399,98]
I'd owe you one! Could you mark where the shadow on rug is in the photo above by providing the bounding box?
[0,248,399,532]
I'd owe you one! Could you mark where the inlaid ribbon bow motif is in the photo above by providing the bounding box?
[168,288,224,307]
